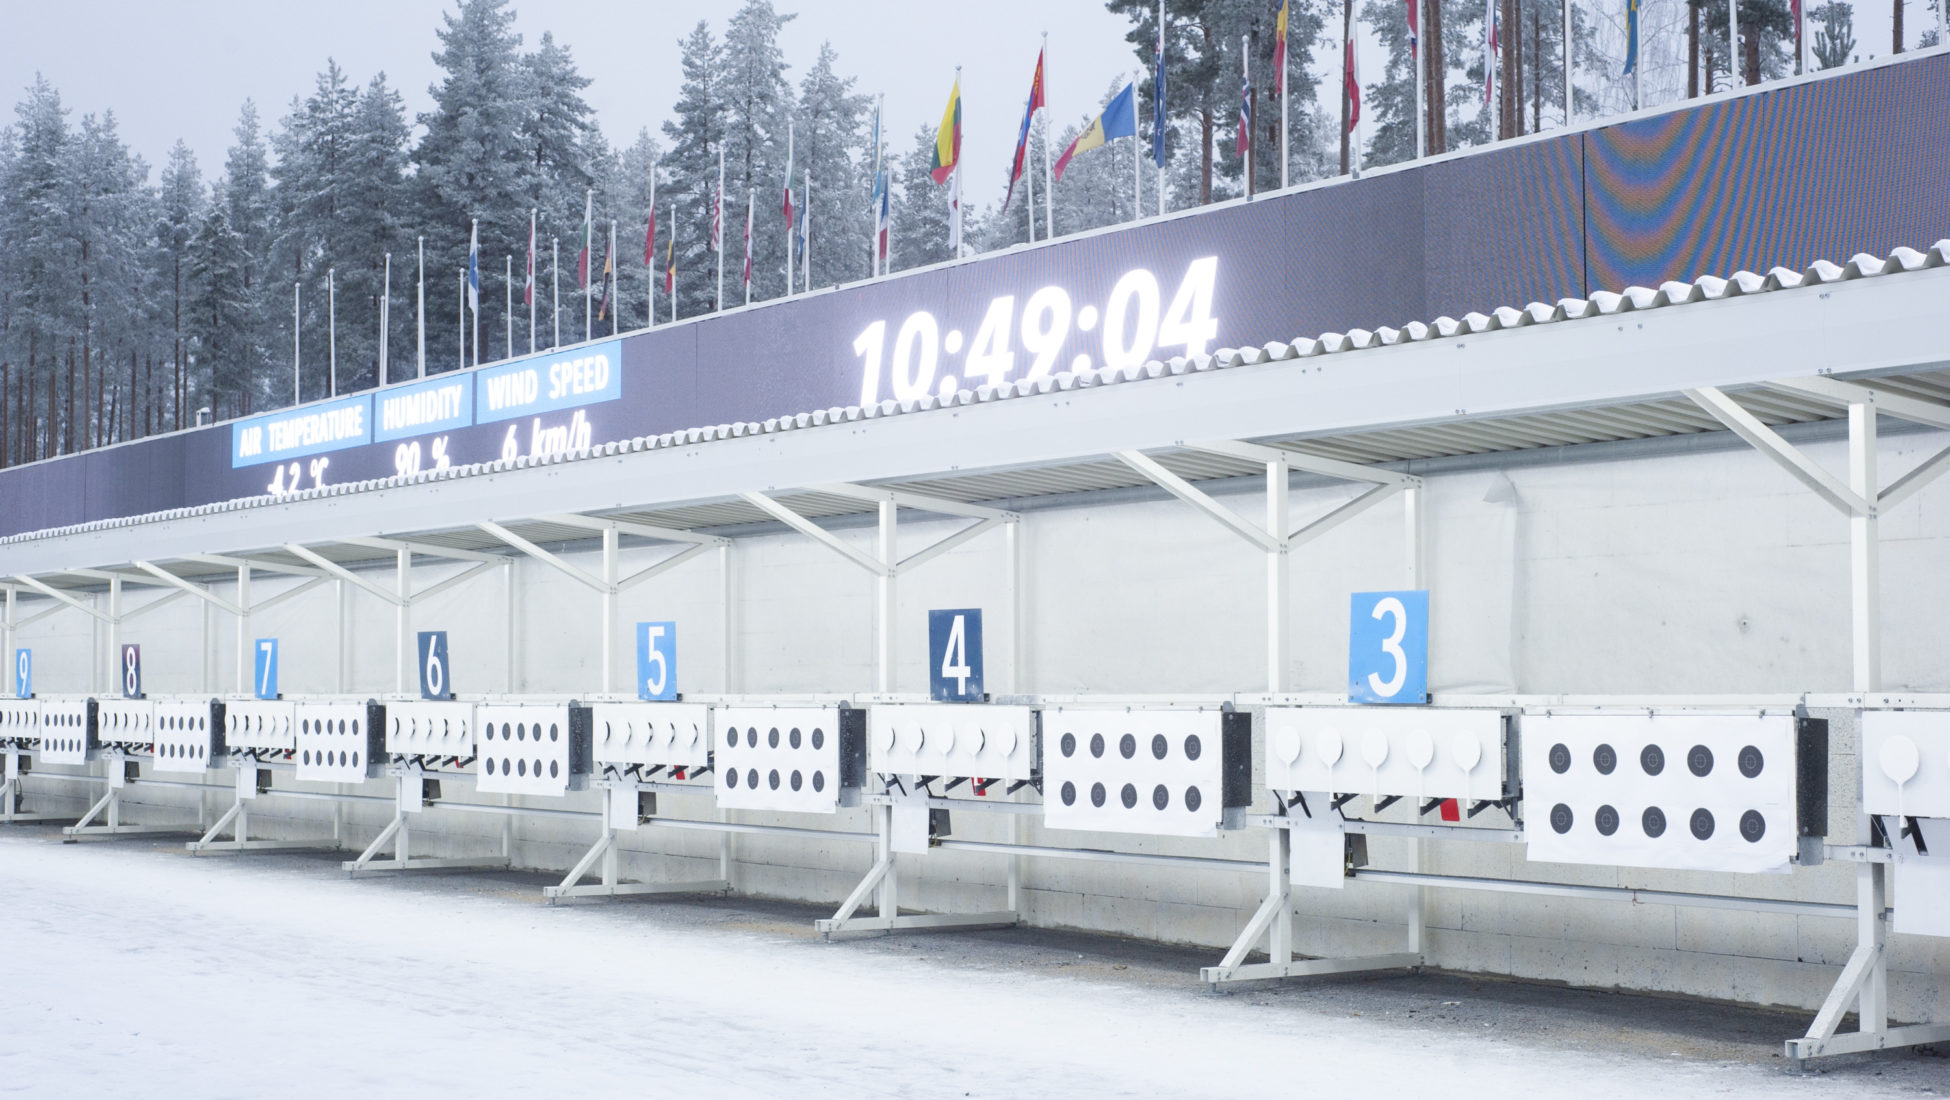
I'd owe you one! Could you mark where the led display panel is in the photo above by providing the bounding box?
[1041,708,1251,838]
[714,706,865,814]
[151,699,224,773]
[588,701,713,771]
[867,703,1037,782]
[293,701,385,783]
[1264,706,1508,802]
[1523,713,1802,874]
[474,703,591,797]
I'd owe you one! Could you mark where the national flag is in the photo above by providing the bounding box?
[643,204,657,266]
[783,123,796,229]
[873,168,891,259]
[930,75,962,184]
[1236,63,1252,158]
[797,174,809,273]
[1406,0,1419,56]
[595,242,613,320]
[1004,50,1046,212]
[466,219,480,314]
[663,205,676,295]
[1152,13,1169,169]
[1273,1,1290,95]
[1485,0,1498,107]
[1622,0,1641,75]
[1053,81,1137,182]
[742,191,754,294]
[523,210,535,307]
[710,177,723,253]
[1345,33,1361,133]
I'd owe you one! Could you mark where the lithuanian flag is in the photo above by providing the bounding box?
[930,75,961,184]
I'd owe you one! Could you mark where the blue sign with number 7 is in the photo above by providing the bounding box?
[253,639,280,699]
[636,622,677,701]
[1348,590,1428,704]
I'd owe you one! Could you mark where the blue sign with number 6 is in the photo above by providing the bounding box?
[254,639,280,700]
[928,609,984,702]
[636,622,677,701]
[1348,591,1428,704]
[417,631,452,700]
[13,649,29,698]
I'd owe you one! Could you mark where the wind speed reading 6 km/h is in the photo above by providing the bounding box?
[852,256,1220,406]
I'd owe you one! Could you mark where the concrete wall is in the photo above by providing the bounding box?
[11,423,1950,1020]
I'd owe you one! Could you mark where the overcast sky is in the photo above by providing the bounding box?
[0,0,1154,210]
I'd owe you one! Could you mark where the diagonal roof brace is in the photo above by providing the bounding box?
[10,575,114,623]
[133,561,242,616]
[534,512,729,546]
[476,521,608,592]
[740,491,893,576]
[1181,439,1421,488]
[335,535,506,565]
[1762,376,1950,432]
[806,483,1019,523]
[1114,450,1282,552]
[1685,386,1872,516]
[283,544,405,606]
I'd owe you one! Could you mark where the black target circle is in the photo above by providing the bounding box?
[1640,745,1666,775]
[1184,786,1203,812]
[1060,733,1076,757]
[1642,806,1667,837]
[1120,783,1137,809]
[1060,781,1077,806]
[1690,808,1716,840]
[1548,743,1572,774]
[1595,804,1621,836]
[1687,745,1713,777]
[1119,734,1136,760]
[1593,744,1617,775]
[1183,735,1202,761]
[1151,734,1168,760]
[1089,733,1105,758]
[1737,745,1764,778]
[1152,784,1169,810]
[1549,803,1574,834]
[1739,810,1766,842]
[1090,782,1107,808]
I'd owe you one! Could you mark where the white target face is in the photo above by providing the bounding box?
[222,698,297,752]
[33,699,93,764]
[1264,706,1505,802]
[866,704,1036,782]
[1041,708,1241,838]
[1863,711,1950,819]
[96,699,155,749]
[588,701,713,771]
[150,699,223,773]
[384,700,478,759]
[0,699,40,745]
[293,702,380,783]
[714,706,856,814]
[1522,712,1798,875]
[474,703,583,797]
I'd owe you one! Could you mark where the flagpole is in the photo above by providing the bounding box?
[744,189,755,306]
[671,204,679,324]
[551,237,560,349]
[716,146,726,312]
[804,169,813,287]
[1351,21,1364,179]
[609,220,618,337]
[457,268,463,370]
[647,160,657,327]
[785,122,795,295]
[528,210,537,354]
[1416,0,1429,155]
[1242,36,1252,198]
[951,65,962,258]
[1044,34,1055,240]
[380,253,391,385]
[1562,0,1572,126]
[504,255,512,360]
[415,236,425,378]
[327,267,337,397]
[292,282,300,403]
[1728,0,1740,89]
[1132,69,1143,220]
[583,189,593,342]
[869,100,882,269]
[1280,1,1290,187]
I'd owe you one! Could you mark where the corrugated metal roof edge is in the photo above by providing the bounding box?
[6,241,1946,547]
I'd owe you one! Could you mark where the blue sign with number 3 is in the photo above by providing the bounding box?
[1348,590,1428,704]
[417,631,451,700]
[636,622,677,701]
[928,609,984,703]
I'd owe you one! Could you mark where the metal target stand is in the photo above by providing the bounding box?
[0,746,63,824]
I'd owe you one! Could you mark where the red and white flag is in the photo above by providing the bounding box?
[523,209,535,306]
[1345,34,1361,133]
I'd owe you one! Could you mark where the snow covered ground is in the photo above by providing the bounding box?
[0,830,1938,1098]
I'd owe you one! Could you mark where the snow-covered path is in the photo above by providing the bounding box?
[0,833,1930,1098]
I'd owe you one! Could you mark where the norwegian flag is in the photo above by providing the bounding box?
[1406,0,1418,57]
[1236,67,1251,158]
[523,209,535,307]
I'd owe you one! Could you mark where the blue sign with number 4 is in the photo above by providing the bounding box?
[254,639,280,699]
[928,609,984,702]
[636,622,677,701]
[417,631,452,700]
[1348,590,1428,704]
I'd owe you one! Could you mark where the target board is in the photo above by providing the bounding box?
[1264,705,1509,802]
[714,706,866,814]
[1041,708,1251,838]
[588,701,713,771]
[293,701,385,783]
[474,703,590,797]
[150,699,224,773]
[867,703,1037,782]
[1522,712,1822,874]
[35,699,96,764]
[385,700,479,760]
[223,698,297,753]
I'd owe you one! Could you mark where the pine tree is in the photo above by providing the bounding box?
[891,124,952,271]
[66,111,146,448]
[519,29,598,346]
[2,78,78,458]
[719,1,795,305]
[1703,0,1796,85]
[1812,1,1856,68]
[795,41,871,290]
[156,141,205,429]
[661,21,725,319]
[220,101,277,410]
[186,197,254,417]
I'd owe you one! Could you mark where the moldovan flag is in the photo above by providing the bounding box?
[930,76,962,184]
[1053,81,1136,182]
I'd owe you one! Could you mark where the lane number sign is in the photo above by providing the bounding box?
[1348,591,1428,705]
[120,644,143,699]
[417,631,452,700]
[928,608,984,703]
[13,649,29,698]
[254,639,280,700]
[636,621,677,701]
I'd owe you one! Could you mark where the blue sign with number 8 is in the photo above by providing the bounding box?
[1348,590,1428,704]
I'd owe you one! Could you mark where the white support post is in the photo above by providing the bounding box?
[1403,481,1428,955]
[504,559,516,693]
[396,548,411,695]
[602,526,619,695]
[876,499,897,694]
[235,564,251,695]
[2,586,12,691]
[335,579,348,693]
[1266,456,1289,693]
[1849,402,1880,693]
[1007,519,1024,695]
[719,543,735,694]
[106,577,121,696]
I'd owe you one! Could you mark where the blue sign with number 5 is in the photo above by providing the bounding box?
[13,649,29,698]
[417,631,452,700]
[1348,590,1428,704]
[636,622,677,701]
[254,639,280,699]
[928,609,984,702]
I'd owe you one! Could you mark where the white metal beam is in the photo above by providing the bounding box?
[336,535,506,565]
[895,516,1001,574]
[1878,443,1950,510]
[132,561,242,616]
[476,521,608,592]
[808,482,1018,522]
[533,512,727,546]
[114,587,191,622]
[180,553,325,579]
[616,542,715,592]
[10,575,113,623]
[739,491,891,576]
[1114,450,1281,552]
[283,544,404,606]
[1764,376,1950,432]
[410,559,503,604]
[1182,439,1419,487]
[1288,482,1405,546]
[1685,387,1871,516]
[247,575,328,615]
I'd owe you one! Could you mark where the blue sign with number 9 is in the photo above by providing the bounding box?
[13,649,29,698]
[636,622,677,701]
[1348,590,1428,704]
